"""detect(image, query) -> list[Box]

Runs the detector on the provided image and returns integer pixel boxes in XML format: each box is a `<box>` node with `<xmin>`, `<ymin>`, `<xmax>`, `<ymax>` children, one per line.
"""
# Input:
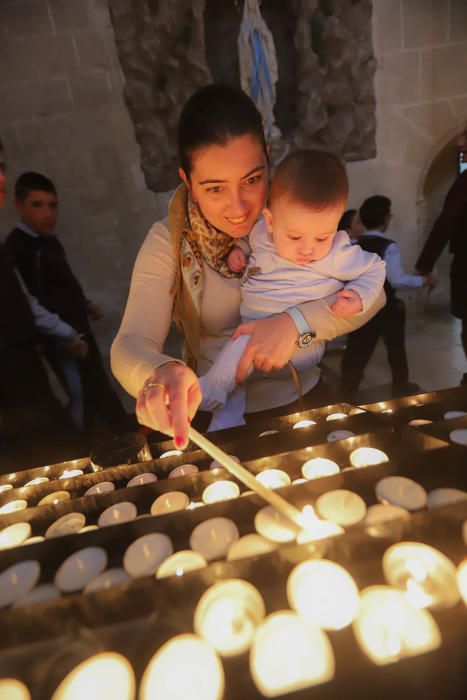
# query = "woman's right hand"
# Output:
<box><xmin>136</xmin><ymin>362</ymin><xmax>202</xmax><ymax>449</ymax></box>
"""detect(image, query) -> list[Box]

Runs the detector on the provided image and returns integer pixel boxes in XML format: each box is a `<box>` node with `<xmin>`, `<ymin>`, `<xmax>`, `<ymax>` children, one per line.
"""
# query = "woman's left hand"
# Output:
<box><xmin>232</xmin><ymin>313</ymin><xmax>298</xmax><ymax>382</ymax></box>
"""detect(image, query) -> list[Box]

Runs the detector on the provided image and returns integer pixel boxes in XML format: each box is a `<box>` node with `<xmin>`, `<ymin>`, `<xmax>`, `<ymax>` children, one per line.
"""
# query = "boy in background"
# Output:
<box><xmin>6</xmin><ymin>172</ymin><xmax>131</xmax><ymax>436</ymax></box>
<box><xmin>340</xmin><ymin>195</ymin><xmax>437</xmax><ymax>400</ymax></box>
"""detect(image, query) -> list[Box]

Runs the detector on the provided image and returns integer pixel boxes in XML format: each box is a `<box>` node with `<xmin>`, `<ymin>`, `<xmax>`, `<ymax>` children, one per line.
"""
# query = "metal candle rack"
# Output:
<box><xmin>0</xmin><ymin>502</ymin><xmax>466</xmax><ymax>700</ymax></box>
<box><xmin>0</xmin><ymin>404</ymin><xmax>389</xmax><ymax>512</ymax></box>
<box><xmin>0</xmin><ymin>392</ymin><xmax>466</xmax><ymax>700</ymax></box>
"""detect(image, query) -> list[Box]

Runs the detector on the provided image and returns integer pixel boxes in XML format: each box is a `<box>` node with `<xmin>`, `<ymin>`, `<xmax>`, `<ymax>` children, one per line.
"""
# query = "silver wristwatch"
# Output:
<box><xmin>285</xmin><ymin>307</ymin><xmax>316</xmax><ymax>349</ymax></box>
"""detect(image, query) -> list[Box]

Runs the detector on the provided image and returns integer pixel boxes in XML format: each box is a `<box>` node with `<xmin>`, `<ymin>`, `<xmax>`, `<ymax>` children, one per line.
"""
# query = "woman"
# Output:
<box><xmin>111</xmin><ymin>85</ymin><xmax>385</xmax><ymax>448</ymax></box>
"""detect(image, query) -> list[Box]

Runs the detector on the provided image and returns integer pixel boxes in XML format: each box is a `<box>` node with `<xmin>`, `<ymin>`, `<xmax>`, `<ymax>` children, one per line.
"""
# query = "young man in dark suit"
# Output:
<box><xmin>416</xmin><ymin>127</ymin><xmax>467</xmax><ymax>386</ymax></box>
<box><xmin>339</xmin><ymin>195</ymin><xmax>437</xmax><ymax>400</ymax></box>
<box><xmin>0</xmin><ymin>143</ymin><xmax>82</xmax><ymax>470</ymax></box>
<box><xmin>6</xmin><ymin>172</ymin><xmax>132</xmax><ymax>436</ymax></box>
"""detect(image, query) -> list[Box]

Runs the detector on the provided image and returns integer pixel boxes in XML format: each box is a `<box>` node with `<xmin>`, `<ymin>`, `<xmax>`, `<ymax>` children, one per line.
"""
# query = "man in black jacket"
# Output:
<box><xmin>6</xmin><ymin>172</ymin><xmax>131</xmax><ymax>435</ymax></box>
<box><xmin>0</xmin><ymin>143</ymin><xmax>82</xmax><ymax>470</ymax></box>
<box><xmin>416</xmin><ymin>127</ymin><xmax>467</xmax><ymax>386</ymax></box>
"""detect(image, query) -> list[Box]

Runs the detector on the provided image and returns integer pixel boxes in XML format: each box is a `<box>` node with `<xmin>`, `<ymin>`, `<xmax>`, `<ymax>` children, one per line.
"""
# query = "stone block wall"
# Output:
<box><xmin>0</xmin><ymin>0</ymin><xmax>163</xmax><ymax>357</ymax></box>
<box><xmin>348</xmin><ymin>0</ymin><xmax>467</xmax><ymax>272</ymax></box>
<box><xmin>0</xmin><ymin>0</ymin><xmax>466</xmax><ymax>368</ymax></box>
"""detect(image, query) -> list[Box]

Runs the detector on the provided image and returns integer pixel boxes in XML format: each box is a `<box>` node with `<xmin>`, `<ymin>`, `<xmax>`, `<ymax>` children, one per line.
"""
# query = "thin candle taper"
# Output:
<box><xmin>188</xmin><ymin>427</ymin><xmax>303</xmax><ymax>531</ymax></box>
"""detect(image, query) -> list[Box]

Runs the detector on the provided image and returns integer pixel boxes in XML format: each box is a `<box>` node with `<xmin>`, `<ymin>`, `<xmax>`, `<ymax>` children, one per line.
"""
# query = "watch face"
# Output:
<box><xmin>297</xmin><ymin>331</ymin><xmax>316</xmax><ymax>349</ymax></box>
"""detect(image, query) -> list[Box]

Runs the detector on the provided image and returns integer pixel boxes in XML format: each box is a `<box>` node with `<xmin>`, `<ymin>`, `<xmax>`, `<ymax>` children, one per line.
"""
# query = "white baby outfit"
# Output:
<box><xmin>199</xmin><ymin>217</ymin><xmax>386</xmax><ymax>430</ymax></box>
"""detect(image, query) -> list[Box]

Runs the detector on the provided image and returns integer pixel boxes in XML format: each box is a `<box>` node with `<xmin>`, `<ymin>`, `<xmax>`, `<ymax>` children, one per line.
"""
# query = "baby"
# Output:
<box><xmin>199</xmin><ymin>150</ymin><xmax>386</xmax><ymax>430</ymax></box>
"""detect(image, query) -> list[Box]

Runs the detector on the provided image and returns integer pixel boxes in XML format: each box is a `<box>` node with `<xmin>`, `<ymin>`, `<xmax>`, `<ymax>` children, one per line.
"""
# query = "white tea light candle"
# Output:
<box><xmin>140</xmin><ymin>635</ymin><xmax>224</xmax><ymax>700</ymax></box>
<box><xmin>25</xmin><ymin>477</ymin><xmax>49</xmax><ymax>487</ymax></box>
<box><xmin>169</xmin><ymin>464</ymin><xmax>199</xmax><ymax>479</ymax></box>
<box><xmin>302</xmin><ymin>458</ymin><xmax>339</xmax><ymax>480</ymax></box>
<box><xmin>159</xmin><ymin>450</ymin><xmax>183</xmax><ymax>459</ymax></box>
<box><xmin>150</xmin><ymin>491</ymin><xmax>189</xmax><ymax>515</ymax></box>
<box><xmin>127</xmin><ymin>473</ymin><xmax>157</xmax><ymax>487</ymax></box>
<box><xmin>326</xmin><ymin>430</ymin><xmax>355</xmax><ymax>442</ymax></box>
<box><xmin>456</xmin><ymin>560</ymin><xmax>467</xmax><ymax>606</ymax></box>
<box><xmin>194</xmin><ymin>579</ymin><xmax>265</xmax><ymax>656</ymax></box>
<box><xmin>255</xmin><ymin>505</ymin><xmax>297</xmax><ymax>543</ymax></box>
<box><xmin>326</xmin><ymin>412</ymin><xmax>348</xmax><ymax>421</ymax></box>
<box><xmin>449</xmin><ymin>429</ymin><xmax>467</xmax><ymax>446</ymax></box>
<box><xmin>156</xmin><ymin>550</ymin><xmax>207</xmax><ymax>579</ymax></box>
<box><xmin>0</xmin><ymin>522</ymin><xmax>31</xmax><ymax>550</ymax></box>
<box><xmin>250</xmin><ymin>611</ymin><xmax>335</xmax><ymax>697</ymax></box>
<box><xmin>255</xmin><ymin>469</ymin><xmax>291</xmax><ymax>489</ymax></box>
<box><xmin>376</xmin><ymin>476</ymin><xmax>427</xmax><ymax>511</ymax></box>
<box><xmin>0</xmin><ymin>499</ymin><xmax>27</xmax><ymax>515</ymax></box>
<box><xmin>51</xmin><ymin>652</ymin><xmax>135</xmax><ymax>700</ymax></box>
<box><xmin>38</xmin><ymin>491</ymin><xmax>70</xmax><ymax>506</ymax></box>
<box><xmin>202</xmin><ymin>480</ymin><xmax>240</xmax><ymax>504</ymax></box>
<box><xmin>427</xmin><ymin>488</ymin><xmax>467</xmax><ymax>509</ymax></box>
<box><xmin>444</xmin><ymin>410</ymin><xmax>467</xmax><ymax>419</ymax></box>
<box><xmin>350</xmin><ymin>447</ymin><xmax>389</xmax><ymax>468</ymax></box>
<box><xmin>98</xmin><ymin>502</ymin><xmax>137</xmax><ymax>527</ymax></box>
<box><xmin>316</xmin><ymin>489</ymin><xmax>367</xmax><ymax>526</ymax></box>
<box><xmin>0</xmin><ymin>679</ymin><xmax>31</xmax><ymax>700</ymax></box>
<box><xmin>287</xmin><ymin>559</ymin><xmax>359</xmax><ymax>630</ymax></box>
<box><xmin>353</xmin><ymin>586</ymin><xmax>441</xmax><ymax>665</ymax></box>
<box><xmin>227</xmin><ymin>534</ymin><xmax>276</xmax><ymax>561</ymax></box>
<box><xmin>383</xmin><ymin>542</ymin><xmax>459</xmax><ymax>610</ymax></box>
<box><xmin>293</xmin><ymin>419</ymin><xmax>316</xmax><ymax>429</ymax></box>
<box><xmin>85</xmin><ymin>481</ymin><xmax>115</xmax><ymax>496</ymax></box>
<box><xmin>190</xmin><ymin>517</ymin><xmax>239</xmax><ymax>561</ymax></box>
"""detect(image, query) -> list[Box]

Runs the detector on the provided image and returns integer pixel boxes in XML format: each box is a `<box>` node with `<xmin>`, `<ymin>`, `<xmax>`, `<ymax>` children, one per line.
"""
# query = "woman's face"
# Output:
<box><xmin>180</xmin><ymin>135</ymin><xmax>268</xmax><ymax>238</ymax></box>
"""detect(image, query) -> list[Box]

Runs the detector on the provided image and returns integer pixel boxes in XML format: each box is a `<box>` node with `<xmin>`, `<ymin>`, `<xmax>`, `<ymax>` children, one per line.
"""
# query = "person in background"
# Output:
<box><xmin>6</xmin><ymin>172</ymin><xmax>132</xmax><ymax>436</ymax></box>
<box><xmin>0</xmin><ymin>139</ymin><xmax>82</xmax><ymax>469</ymax></box>
<box><xmin>338</xmin><ymin>208</ymin><xmax>364</xmax><ymax>244</ymax></box>
<box><xmin>339</xmin><ymin>195</ymin><xmax>437</xmax><ymax>400</ymax></box>
<box><xmin>415</xmin><ymin>126</ymin><xmax>467</xmax><ymax>386</ymax></box>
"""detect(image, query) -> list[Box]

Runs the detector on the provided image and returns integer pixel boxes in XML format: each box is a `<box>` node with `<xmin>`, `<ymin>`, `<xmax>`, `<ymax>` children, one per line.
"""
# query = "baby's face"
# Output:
<box><xmin>264</xmin><ymin>195</ymin><xmax>345</xmax><ymax>265</ymax></box>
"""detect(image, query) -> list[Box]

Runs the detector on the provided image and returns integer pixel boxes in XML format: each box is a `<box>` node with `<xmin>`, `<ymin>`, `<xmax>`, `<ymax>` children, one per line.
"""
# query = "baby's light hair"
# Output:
<box><xmin>270</xmin><ymin>150</ymin><xmax>348</xmax><ymax>211</ymax></box>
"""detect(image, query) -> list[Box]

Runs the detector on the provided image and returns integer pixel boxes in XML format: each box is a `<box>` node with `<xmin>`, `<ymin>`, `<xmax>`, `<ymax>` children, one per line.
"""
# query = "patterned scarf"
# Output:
<box><xmin>184</xmin><ymin>193</ymin><xmax>242</xmax><ymax>278</ymax></box>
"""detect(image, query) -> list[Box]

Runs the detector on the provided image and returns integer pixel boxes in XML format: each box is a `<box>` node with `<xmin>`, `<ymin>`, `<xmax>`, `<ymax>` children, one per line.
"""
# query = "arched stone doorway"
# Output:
<box><xmin>416</xmin><ymin>126</ymin><xmax>463</xmax><ymax>309</ymax></box>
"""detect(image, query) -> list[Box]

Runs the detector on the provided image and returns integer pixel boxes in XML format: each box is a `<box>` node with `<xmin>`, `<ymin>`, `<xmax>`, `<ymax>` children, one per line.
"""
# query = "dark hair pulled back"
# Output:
<box><xmin>178</xmin><ymin>83</ymin><xmax>267</xmax><ymax>177</ymax></box>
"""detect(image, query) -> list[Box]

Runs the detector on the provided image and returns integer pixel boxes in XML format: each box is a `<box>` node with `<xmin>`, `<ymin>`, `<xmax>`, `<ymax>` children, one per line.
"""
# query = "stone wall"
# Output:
<box><xmin>0</xmin><ymin>0</ymin><xmax>466</xmax><ymax>367</ymax></box>
<box><xmin>0</xmin><ymin>0</ymin><xmax>162</xmax><ymax>357</ymax></box>
<box><xmin>347</xmin><ymin>0</ymin><xmax>467</xmax><ymax>276</ymax></box>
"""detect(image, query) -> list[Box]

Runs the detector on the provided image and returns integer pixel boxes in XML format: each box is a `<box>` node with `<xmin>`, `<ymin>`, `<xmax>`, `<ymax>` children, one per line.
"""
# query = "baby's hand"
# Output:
<box><xmin>331</xmin><ymin>289</ymin><xmax>363</xmax><ymax>317</ymax></box>
<box><xmin>227</xmin><ymin>245</ymin><xmax>247</xmax><ymax>273</ymax></box>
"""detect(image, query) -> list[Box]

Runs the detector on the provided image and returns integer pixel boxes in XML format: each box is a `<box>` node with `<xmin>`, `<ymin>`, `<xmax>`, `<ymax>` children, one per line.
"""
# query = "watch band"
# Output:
<box><xmin>284</xmin><ymin>307</ymin><xmax>316</xmax><ymax>349</ymax></box>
